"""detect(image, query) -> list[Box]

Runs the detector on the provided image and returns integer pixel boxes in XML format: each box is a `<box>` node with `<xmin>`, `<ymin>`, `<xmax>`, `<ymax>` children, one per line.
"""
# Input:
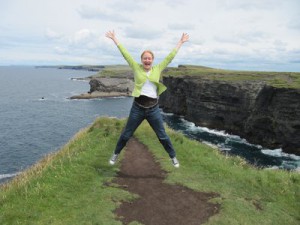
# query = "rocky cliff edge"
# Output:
<box><xmin>159</xmin><ymin>74</ymin><xmax>300</xmax><ymax>155</ymax></box>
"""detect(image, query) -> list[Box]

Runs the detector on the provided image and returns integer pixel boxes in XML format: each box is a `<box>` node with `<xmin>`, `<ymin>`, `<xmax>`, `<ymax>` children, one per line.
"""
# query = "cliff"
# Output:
<box><xmin>70</xmin><ymin>65</ymin><xmax>134</xmax><ymax>99</ymax></box>
<box><xmin>159</xmin><ymin>75</ymin><xmax>300</xmax><ymax>155</ymax></box>
<box><xmin>68</xmin><ymin>64</ymin><xmax>300</xmax><ymax>155</ymax></box>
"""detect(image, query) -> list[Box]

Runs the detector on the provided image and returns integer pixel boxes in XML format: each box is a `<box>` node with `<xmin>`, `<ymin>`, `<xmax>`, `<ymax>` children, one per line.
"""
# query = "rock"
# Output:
<box><xmin>89</xmin><ymin>77</ymin><xmax>134</xmax><ymax>94</ymax></box>
<box><xmin>70</xmin><ymin>77</ymin><xmax>134</xmax><ymax>99</ymax></box>
<box><xmin>245</xmin><ymin>86</ymin><xmax>300</xmax><ymax>154</ymax></box>
<box><xmin>69</xmin><ymin>91</ymin><xmax>130</xmax><ymax>99</ymax></box>
<box><xmin>159</xmin><ymin>76</ymin><xmax>300</xmax><ymax>155</ymax></box>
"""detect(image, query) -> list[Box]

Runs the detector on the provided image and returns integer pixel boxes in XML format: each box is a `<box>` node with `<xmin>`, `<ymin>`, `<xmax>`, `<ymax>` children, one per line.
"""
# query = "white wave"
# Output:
<box><xmin>166</xmin><ymin>115</ymin><xmax>300</xmax><ymax>169</ymax></box>
<box><xmin>179</xmin><ymin>117</ymin><xmax>240</xmax><ymax>138</ymax></box>
<box><xmin>110</xmin><ymin>96</ymin><xmax>127</xmax><ymax>99</ymax></box>
<box><xmin>262</xmin><ymin>149</ymin><xmax>300</xmax><ymax>170</ymax></box>
<box><xmin>264</xmin><ymin>166</ymin><xmax>280</xmax><ymax>170</ymax></box>
<box><xmin>70</xmin><ymin>78</ymin><xmax>89</xmax><ymax>82</ymax></box>
<box><xmin>234</xmin><ymin>137</ymin><xmax>263</xmax><ymax>149</ymax></box>
<box><xmin>220</xmin><ymin>147</ymin><xmax>232</xmax><ymax>151</ymax></box>
<box><xmin>216</xmin><ymin>142</ymin><xmax>232</xmax><ymax>151</ymax></box>
<box><xmin>201</xmin><ymin>127</ymin><xmax>231</xmax><ymax>137</ymax></box>
<box><xmin>261</xmin><ymin>149</ymin><xmax>283</xmax><ymax>157</ymax></box>
<box><xmin>161</xmin><ymin>111</ymin><xmax>174</xmax><ymax>116</ymax></box>
<box><xmin>281</xmin><ymin>160</ymin><xmax>300</xmax><ymax>169</ymax></box>
<box><xmin>178</xmin><ymin>118</ymin><xmax>268</xmax><ymax>150</ymax></box>
<box><xmin>262</xmin><ymin>149</ymin><xmax>300</xmax><ymax>160</ymax></box>
<box><xmin>0</xmin><ymin>172</ymin><xmax>20</xmax><ymax>180</ymax></box>
<box><xmin>179</xmin><ymin>118</ymin><xmax>226</xmax><ymax>136</ymax></box>
<box><xmin>295</xmin><ymin>167</ymin><xmax>300</xmax><ymax>173</ymax></box>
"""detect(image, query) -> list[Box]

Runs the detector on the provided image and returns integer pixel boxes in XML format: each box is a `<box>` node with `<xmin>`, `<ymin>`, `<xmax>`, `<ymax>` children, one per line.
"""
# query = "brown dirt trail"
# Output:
<box><xmin>113</xmin><ymin>137</ymin><xmax>220</xmax><ymax>225</ymax></box>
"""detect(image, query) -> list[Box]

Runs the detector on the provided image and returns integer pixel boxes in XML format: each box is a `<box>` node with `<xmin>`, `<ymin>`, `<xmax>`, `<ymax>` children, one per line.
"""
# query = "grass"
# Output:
<box><xmin>1</xmin><ymin>117</ymin><xmax>299</xmax><ymax>224</ymax></box>
<box><xmin>162</xmin><ymin>65</ymin><xmax>300</xmax><ymax>89</ymax></box>
<box><xmin>89</xmin><ymin>65</ymin><xmax>133</xmax><ymax>79</ymax></box>
<box><xmin>0</xmin><ymin>118</ymin><xmax>132</xmax><ymax>225</ymax></box>
<box><xmin>135</xmin><ymin>122</ymin><xmax>300</xmax><ymax>225</ymax></box>
<box><xmin>89</xmin><ymin>64</ymin><xmax>300</xmax><ymax>89</ymax></box>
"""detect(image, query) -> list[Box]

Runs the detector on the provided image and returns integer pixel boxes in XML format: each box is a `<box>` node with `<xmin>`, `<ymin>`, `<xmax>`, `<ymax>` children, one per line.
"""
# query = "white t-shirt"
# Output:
<box><xmin>140</xmin><ymin>71</ymin><xmax>158</xmax><ymax>98</ymax></box>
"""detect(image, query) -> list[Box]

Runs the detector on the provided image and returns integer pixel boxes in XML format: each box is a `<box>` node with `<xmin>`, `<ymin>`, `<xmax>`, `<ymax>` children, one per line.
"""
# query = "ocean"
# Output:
<box><xmin>0</xmin><ymin>66</ymin><xmax>132</xmax><ymax>183</ymax></box>
<box><xmin>0</xmin><ymin>66</ymin><xmax>299</xmax><ymax>183</ymax></box>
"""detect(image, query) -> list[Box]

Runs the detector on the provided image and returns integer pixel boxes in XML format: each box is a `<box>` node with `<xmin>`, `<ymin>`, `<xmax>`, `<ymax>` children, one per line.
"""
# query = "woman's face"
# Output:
<box><xmin>141</xmin><ymin>52</ymin><xmax>153</xmax><ymax>71</ymax></box>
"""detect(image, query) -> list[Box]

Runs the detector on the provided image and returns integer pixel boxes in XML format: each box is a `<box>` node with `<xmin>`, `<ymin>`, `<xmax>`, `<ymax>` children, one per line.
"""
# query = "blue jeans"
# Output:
<box><xmin>114</xmin><ymin>101</ymin><xmax>176</xmax><ymax>158</ymax></box>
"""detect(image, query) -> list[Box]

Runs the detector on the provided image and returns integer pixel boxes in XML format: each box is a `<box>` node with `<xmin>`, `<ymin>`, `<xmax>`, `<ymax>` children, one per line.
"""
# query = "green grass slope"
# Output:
<box><xmin>0</xmin><ymin>117</ymin><xmax>299</xmax><ymax>224</ymax></box>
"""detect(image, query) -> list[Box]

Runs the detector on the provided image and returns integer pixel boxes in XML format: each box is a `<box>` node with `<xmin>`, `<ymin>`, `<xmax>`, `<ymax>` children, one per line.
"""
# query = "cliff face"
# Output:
<box><xmin>159</xmin><ymin>76</ymin><xmax>300</xmax><ymax>155</ymax></box>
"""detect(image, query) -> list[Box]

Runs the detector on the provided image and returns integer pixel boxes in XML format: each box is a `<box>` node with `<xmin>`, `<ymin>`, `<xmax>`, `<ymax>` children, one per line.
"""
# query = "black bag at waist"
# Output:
<box><xmin>134</xmin><ymin>95</ymin><xmax>158</xmax><ymax>108</ymax></box>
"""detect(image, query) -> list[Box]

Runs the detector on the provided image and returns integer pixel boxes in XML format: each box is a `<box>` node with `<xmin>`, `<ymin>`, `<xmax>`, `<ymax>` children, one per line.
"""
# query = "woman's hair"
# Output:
<box><xmin>141</xmin><ymin>50</ymin><xmax>154</xmax><ymax>60</ymax></box>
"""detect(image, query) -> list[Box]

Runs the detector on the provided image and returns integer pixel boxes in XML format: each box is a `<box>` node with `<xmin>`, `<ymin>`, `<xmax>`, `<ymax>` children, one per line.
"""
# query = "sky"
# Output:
<box><xmin>1</xmin><ymin>0</ymin><xmax>300</xmax><ymax>71</ymax></box>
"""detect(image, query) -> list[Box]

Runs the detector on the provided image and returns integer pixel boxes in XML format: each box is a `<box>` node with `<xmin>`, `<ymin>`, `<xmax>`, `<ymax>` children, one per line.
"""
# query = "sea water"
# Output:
<box><xmin>0</xmin><ymin>66</ymin><xmax>132</xmax><ymax>183</ymax></box>
<box><xmin>163</xmin><ymin>114</ymin><xmax>300</xmax><ymax>170</ymax></box>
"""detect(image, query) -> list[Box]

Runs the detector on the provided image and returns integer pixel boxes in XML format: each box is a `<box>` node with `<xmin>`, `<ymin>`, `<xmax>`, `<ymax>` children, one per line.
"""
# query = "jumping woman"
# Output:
<box><xmin>106</xmin><ymin>30</ymin><xmax>189</xmax><ymax>168</ymax></box>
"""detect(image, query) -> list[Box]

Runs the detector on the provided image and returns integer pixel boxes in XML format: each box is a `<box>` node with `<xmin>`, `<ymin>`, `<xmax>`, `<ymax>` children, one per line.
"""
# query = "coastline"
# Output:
<box><xmin>61</xmin><ymin>64</ymin><xmax>133</xmax><ymax>99</ymax></box>
<box><xmin>68</xmin><ymin>64</ymin><xmax>300</xmax><ymax>155</ymax></box>
<box><xmin>69</xmin><ymin>91</ymin><xmax>131</xmax><ymax>99</ymax></box>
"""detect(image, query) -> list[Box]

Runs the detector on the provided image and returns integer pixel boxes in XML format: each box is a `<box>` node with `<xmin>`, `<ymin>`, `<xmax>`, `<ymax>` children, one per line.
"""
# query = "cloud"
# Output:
<box><xmin>168</xmin><ymin>23</ymin><xmax>195</xmax><ymax>31</ymax></box>
<box><xmin>214</xmin><ymin>30</ymin><xmax>268</xmax><ymax>45</ymax></box>
<box><xmin>45</xmin><ymin>28</ymin><xmax>62</xmax><ymax>39</ymax></box>
<box><xmin>77</xmin><ymin>5</ymin><xmax>132</xmax><ymax>23</ymax></box>
<box><xmin>160</xmin><ymin>0</ymin><xmax>186</xmax><ymax>7</ymax></box>
<box><xmin>288</xmin><ymin>19</ymin><xmax>300</xmax><ymax>30</ymax></box>
<box><xmin>0</xmin><ymin>0</ymin><xmax>299</xmax><ymax>71</ymax></box>
<box><xmin>107</xmin><ymin>0</ymin><xmax>145</xmax><ymax>11</ymax></box>
<box><xmin>71</xmin><ymin>29</ymin><xmax>93</xmax><ymax>44</ymax></box>
<box><xmin>218</xmin><ymin>0</ymin><xmax>278</xmax><ymax>11</ymax></box>
<box><xmin>123</xmin><ymin>26</ymin><xmax>164</xmax><ymax>40</ymax></box>
<box><xmin>54</xmin><ymin>46</ymin><xmax>68</xmax><ymax>54</ymax></box>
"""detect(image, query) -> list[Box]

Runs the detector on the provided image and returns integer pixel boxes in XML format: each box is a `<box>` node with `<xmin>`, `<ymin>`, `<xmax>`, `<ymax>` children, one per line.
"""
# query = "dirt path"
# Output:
<box><xmin>113</xmin><ymin>137</ymin><xmax>220</xmax><ymax>225</ymax></box>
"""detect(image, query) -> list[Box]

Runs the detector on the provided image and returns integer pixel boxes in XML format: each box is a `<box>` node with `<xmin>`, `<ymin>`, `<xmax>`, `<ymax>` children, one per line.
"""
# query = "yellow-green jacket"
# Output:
<box><xmin>117</xmin><ymin>44</ymin><xmax>178</xmax><ymax>97</ymax></box>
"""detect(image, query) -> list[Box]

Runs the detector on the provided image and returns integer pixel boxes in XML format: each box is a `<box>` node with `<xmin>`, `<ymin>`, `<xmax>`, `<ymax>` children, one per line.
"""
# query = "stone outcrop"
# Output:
<box><xmin>159</xmin><ymin>76</ymin><xmax>300</xmax><ymax>155</ymax></box>
<box><xmin>89</xmin><ymin>77</ymin><xmax>134</xmax><ymax>94</ymax></box>
<box><xmin>70</xmin><ymin>77</ymin><xmax>134</xmax><ymax>99</ymax></box>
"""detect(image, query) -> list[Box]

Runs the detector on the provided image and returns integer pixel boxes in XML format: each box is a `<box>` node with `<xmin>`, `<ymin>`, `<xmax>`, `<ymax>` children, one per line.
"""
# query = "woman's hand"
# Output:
<box><xmin>105</xmin><ymin>30</ymin><xmax>119</xmax><ymax>45</ymax></box>
<box><xmin>176</xmin><ymin>33</ymin><xmax>189</xmax><ymax>50</ymax></box>
<box><xmin>105</xmin><ymin>30</ymin><xmax>115</xmax><ymax>39</ymax></box>
<box><xmin>180</xmin><ymin>33</ymin><xmax>189</xmax><ymax>44</ymax></box>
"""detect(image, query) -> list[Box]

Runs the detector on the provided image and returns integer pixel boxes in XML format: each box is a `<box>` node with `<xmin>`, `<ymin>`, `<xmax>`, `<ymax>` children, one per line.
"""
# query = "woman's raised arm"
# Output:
<box><xmin>105</xmin><ymin>30</ymin><xmax>120</xmax><ymax>46</ymax></box>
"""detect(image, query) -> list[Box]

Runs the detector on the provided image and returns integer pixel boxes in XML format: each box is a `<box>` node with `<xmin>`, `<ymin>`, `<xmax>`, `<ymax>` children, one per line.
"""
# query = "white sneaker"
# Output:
<box><xmin>171</xmin><ymin>157</ymin><xmax>180</xmax><ymax>168</ymax></box>
<box><xmin>109</xmin><ymin>154</ymin><xmax>118</xmax><ymax>165</ymax></box>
